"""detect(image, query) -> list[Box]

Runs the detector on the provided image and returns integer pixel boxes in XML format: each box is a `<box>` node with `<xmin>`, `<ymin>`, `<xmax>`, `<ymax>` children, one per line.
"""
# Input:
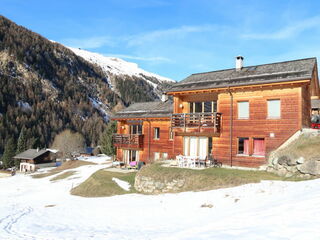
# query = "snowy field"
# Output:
<box><xmin>1</xmin><ymin>164</ymin><xmax>320</xmax><ymax>240</ymax></box>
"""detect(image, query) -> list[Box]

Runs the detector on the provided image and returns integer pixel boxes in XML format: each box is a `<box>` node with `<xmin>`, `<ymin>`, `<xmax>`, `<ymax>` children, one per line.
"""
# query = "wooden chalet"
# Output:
<box><xmin>113</xmin><ymin>57</ymin><xmax>320</xmax><ymax>167</ymax></box>
<box><xmin>112</xmin><ymin>100</ymin><xmax>174</xmax><ymax>165</ymax></box>
<box><xmin>14</xmin><ymin>149</ymin><xmax>57</xmax><ymax>172</ymax></box>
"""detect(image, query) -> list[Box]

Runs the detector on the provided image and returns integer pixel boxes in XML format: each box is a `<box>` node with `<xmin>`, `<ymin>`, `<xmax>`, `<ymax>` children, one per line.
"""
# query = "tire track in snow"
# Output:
<box><xmin>0</xmin><ymin>206</ymin><xmax>37</xmax><ymax>240</ymax></box>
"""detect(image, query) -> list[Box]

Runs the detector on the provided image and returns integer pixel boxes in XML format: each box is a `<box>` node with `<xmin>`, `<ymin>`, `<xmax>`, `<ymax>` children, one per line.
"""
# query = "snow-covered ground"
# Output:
<box><xmin>76</xmin><ymin>155</ymin><xmax>111</xmax><ymax>164</ymax></box>
<box><xmin>1</xmin><ymin>164</ymin><xmax>320</xmax><ymax>240</ymax></box>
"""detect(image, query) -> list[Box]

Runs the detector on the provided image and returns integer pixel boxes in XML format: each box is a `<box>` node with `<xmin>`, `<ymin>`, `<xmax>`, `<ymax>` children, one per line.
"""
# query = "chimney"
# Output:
<box><xmin>236</xmin><ymin>56</ymin><xmax>244</xmax><ymax>71</ymax></box>
<box><xmin>36</xmin><ymin>148</ymin><xmax>39</xmax><ymax>152</ymax></box>
<box><xmin>161</xmin><ymin>94</ymin><xmax>168</xmax><ymax>102</ymax></box>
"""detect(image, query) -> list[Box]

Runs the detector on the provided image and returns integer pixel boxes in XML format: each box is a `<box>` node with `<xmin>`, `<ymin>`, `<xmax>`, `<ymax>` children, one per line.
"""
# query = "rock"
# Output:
<box><xmin>297</xmin><ymin>159</ymin><xmax>320</xmax><ymax>176</ymax></box>
<box><xmin>272</xmin><ymin>157</ymin><xmax>278</xmax><ymax>165</ymax></box>
<box><xmin>278</xmin><ymin>155</ymin><xmax>296</xmax><ymax>166</ymax></box>
<box><xmin>276</xmin><ymin>166</ymin><xmax>288</xmax><ymax>177</ymax></box>
<box><xmin>296</xmin><ymin>157</ymin><xmax>305</xmax><ymax>164</ymax></box>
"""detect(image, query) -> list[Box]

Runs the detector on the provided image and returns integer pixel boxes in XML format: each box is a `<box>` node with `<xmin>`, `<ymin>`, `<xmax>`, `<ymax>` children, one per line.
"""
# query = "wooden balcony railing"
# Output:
<box><xmin>113</xmin><ymin>134</ymin><xmax>144</xmax><ymax>149</ymax></box>
<box><xmin>171</xmin><ymin>112</ymin><xmax>222</xmax><ymax>133</ymax></box>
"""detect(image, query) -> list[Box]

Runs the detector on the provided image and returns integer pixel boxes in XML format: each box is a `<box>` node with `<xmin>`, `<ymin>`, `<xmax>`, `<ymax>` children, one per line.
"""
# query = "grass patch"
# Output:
<box><xmin>45</xmin><ymin>205</ymin><xmax>56</xmax><ymax>208</ymax></box>
<box><xmin>32</xmin><ymin>160</ymin><xmax>95</xmax><ymax>179</ymax></box>
<box><xmin>275</xmin><ymin>134</ymin><xmax>320</xmax><ymax>160</ymax></box>
<box><xmin>50</xmin><ymin>171</ymin><xmax>76</xmax><ymax>181</ymax></box>
<box><xmin>71</xmin><ymin>169</ymin><xmax>136</xmax><ymax>197</ymax></box>
<box><xmin>137</xmin><ymin>163</ymin><xmax>300</xmax><ymax>193</ymax></box>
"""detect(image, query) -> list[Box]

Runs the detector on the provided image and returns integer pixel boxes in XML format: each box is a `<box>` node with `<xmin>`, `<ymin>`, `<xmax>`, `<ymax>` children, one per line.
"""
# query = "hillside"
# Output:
<box><xmin>68</xmin><ymin>47</ymin><xmax>174</xmax><ymax>103</ymax></box>
<box><xmin>0</xmin><ymin>15</ymin><xmax>173</xmax><ymax>152</ymax></box>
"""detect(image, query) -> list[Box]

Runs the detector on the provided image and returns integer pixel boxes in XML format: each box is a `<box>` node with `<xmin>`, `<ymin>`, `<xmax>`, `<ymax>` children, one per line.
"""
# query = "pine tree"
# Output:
<box><xmin>16</xmin><ymin>127</ymin><xmax>27</xmax><ymax>154</ymax></box>
<box><xmin>100</xmin><ymin>121</ymin><xmax>117</xmax><ymax>156</ymax></box>
<box><xmin>2</xmin><ymin>138</ymin><xmax>16</xmax><ymax>169</ymax></box>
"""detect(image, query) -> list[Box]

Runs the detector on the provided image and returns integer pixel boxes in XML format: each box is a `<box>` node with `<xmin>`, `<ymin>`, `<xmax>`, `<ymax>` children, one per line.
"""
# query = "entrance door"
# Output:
<box><xmin>183</xmin><ymin>136</ymin><xmax>209</xmax><ymax>158</ymax></box>
<box><xmin>189</xmin><ymin>137</ymin><xmax>198</xmax><ymax>157</ymax></box>
<box><xmin>123</xmin><ymin>150</ymin><xmax>139</xmax><ymax>164</ymax></box>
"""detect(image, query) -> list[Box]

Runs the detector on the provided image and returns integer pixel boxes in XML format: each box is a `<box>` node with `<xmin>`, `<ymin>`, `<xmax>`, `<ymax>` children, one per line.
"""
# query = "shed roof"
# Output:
<box><xmin>14</xmin><ymin>149</ymin><xmax>49</xmax><ymax>160</ymax></box>
<box><xmin>167</xmin><ymin>58</ymin><xmax>317</xmax><ymax>93</ymax></box>
<box><xmin>112</xmin><ymin>100</ymin><xmax>172</xmax><ymax>119</ymax></box>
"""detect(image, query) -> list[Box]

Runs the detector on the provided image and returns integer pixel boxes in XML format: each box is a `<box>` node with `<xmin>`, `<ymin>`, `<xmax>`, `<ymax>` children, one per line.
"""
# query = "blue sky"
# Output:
<box><xmin>1</xmin><ymin>0</ymin><xmax>320</xmax><ymax>81</ymax></box>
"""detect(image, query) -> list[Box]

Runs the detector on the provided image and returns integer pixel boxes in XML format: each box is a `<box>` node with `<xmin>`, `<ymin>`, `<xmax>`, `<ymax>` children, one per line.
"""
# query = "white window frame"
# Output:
<box><xmin>267</xmin><ymin>99</ymin><xmax>281</xmax><ymax>119</ymax></box>
<box><xmin>238</xmin><ymin>101</ymin><xmax>249</xmax><ymax>119</ymax></box>
<box><xmin>154</xmin><ymin>152</ymin><xmax>160</xmax><ymax>161</ymax></box>
<box><xmin>154</xmin><ymin>127</ymin><xmax>160</xmax><ymax>139</ymax></box>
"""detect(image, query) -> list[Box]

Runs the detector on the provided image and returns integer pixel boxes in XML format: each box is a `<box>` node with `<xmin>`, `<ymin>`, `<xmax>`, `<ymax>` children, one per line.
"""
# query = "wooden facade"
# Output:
<box><xmin>113</xmin><ymin>58</ymin><xmax>320</xmax><ymax>168</ymax></box>
<box><xmin>114</xmin><ymin>119</ymin><xmax>175</xmax><ymax>164</ymax></box>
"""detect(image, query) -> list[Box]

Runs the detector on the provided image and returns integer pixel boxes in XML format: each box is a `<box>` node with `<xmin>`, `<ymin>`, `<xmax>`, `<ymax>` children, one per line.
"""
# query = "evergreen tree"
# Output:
<box><xmin>2</xmin><ymin>138</ymin><xmax>16</xmax><ymax>169</ymax></box>
<box><xmin>16</xmin><ymin>127</ymin><xmax>27</xmax><ymax>154</ymax></box>
<box><xmin>100</xmin><ymin>121</ymin><xmax>117</xmax><ymax>156</ymax></box>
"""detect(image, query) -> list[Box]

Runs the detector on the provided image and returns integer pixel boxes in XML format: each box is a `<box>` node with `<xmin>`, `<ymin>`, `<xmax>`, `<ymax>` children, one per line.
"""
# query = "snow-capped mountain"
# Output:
<box><xmin>68</xmin><ymin>47</ymin><xmax>175</xmax><ymax>92</ymax></box>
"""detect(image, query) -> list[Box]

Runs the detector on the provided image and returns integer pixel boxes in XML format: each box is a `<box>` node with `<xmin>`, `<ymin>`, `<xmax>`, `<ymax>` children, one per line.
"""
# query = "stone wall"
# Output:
<box><xmin>267</xmin><ymin>129</ymin><xmax>320</xmax><ymax>178</ymax></box>
<box><xmin>134</xmin><ymin>175</ymin><xmax>185</xmax><ymax>194</ymax></box>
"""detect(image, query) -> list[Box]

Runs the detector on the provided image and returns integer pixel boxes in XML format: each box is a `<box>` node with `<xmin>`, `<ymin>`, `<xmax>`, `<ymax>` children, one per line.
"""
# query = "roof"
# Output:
<box><xmin>112</xmin><ymin>100</ymin><xmax>173</xmax><ymax>119</ymax></box>
<box><xmin>312</xmin><ymin>99</ymin><xmax>320</xmax><ymax>109</ymax></box>
<box><xmin>167</xmin><ymin>58</ymin><xmax>317</xmax><ymax>93</ymax></box>
<box><xmin>81</xmin><ymin>147</ymin><xmax>94</xmax><ymax>154</ymax></box>
<box><xmin>14</xmin><ymin>149</ymin><xmax>50</xmax><ymax>160</ymax></box>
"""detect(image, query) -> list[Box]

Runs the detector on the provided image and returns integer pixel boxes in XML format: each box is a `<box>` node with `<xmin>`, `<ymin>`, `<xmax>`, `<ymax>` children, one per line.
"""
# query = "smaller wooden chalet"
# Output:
<box><xmin>112</xmin><ymin>99</ymin><xmax>174</xmax><ymax>165</ymax></box>
<box><xmin>14</xmin><ymin>149</ymin><xmax>57</xmax><ymax>172</ymax></box>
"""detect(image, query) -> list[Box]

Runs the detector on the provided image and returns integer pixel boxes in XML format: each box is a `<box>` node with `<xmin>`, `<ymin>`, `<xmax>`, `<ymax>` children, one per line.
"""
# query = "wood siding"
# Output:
<box><xmin>115</xmin><ymin>120</ymin><xmax>174</xmax><ymax>163</ymax></box>
<box><xmin>212</xmin><ymin>87</ymin><xmax>302</xmax><ymax>167</ymax></box>
<box><xmin>115</xmin><ymin>80</ymin><xmax>316</xmax><ymax>168</ymax></box>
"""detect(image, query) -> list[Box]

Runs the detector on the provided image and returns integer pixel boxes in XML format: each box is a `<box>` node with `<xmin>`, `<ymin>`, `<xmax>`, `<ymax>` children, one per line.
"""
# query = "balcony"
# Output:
<box><xmin>171</xmin><ymin>112</ymin><xmax>222</xmax><ymax>134</ymax></box>
<box><xmin>113</xmin><ymin>134</ymin><xmax>144</xmax><ymax>149</ymax></box>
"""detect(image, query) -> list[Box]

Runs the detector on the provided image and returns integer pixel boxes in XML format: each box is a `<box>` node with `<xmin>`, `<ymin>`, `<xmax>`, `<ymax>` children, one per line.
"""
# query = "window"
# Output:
<box><xmin>123</xmin><ymin>150</ymin><xmax>139</xmax><ymax>164</ymax></box>
<box><xmin>267</xmin><ymin>99</ymin><xmax>280</xmax><ymax>119</ymax></box>
<box><xmin>154</xmin><ymin>152</ymin><xmax>160</xmax><ymax>161</ymax></box>
<box><xmin>204</xmin><ymin>102</ymin><xmax>212</xmax><ymax>112</ymax></box>
<box><xmin>183</xmin><ymin>136</ymin><xmax>209</xmax><ymax>158</ymax></box>
<box><xmin>189</xmin><ymin>101</ymin><xmax>217</xmax><ymax>113</ymax></box>
<box><xmin>162</xmin><ymin>152</ymin><xmax>168</xmax><ymax>159</ymax></box>
<box><xmin>238</xmin><ymin>101</ymin><xmax>249</xmax><ymax>119</ymax></box>
<box><xmin>130</xmin><ymin>124</ymin><xmax>142</xmax><ymax>134</ymax></box>
<box><xmin>253</xmin><ymin>138</ymin><xmax>265</xmax><ymax>156</ymax></box>
<box><xmin>154</xmin><ymin>127</ymin><xmax>160</xmax><ymax>139</ymax></box>
<box><xmin>238</xmin><ymin>138</ymin><xmax>249</xmax><ymax>155</ymax></box>
<box><xmin>169</xmin><ymin>129</ymin><xmax>174</xmax><ymax>140</ymax></box>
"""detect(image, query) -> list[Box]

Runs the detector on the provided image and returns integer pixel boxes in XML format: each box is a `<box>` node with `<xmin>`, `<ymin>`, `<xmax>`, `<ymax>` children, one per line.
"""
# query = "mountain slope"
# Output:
<box><xmin>0</xmin><ymin>16</ymin><xmax>172</xmax><ymax>152</ymax></box>
<box><xmin>68</xmin><ymin>47</ymin><xmax>175</xmax><ymax>103</ymax></box>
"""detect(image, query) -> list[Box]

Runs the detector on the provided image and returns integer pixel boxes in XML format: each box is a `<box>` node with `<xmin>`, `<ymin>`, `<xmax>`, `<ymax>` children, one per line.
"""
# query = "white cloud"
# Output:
<box><xmin>105</xmin><ymin>53</ymin><xmax>173</xmax><ymax>63</ymax></box>
<box><xmin>241</xmin><ymin>16</ymin><xmax>320</xmax><ymax>40</ymax></box>
<box><xmin>61</xmin><ymin>36</ymin><xmax>115</xmax><ymax>49</ymax></box>
<box><xmin>127</xmin><ymin>25</ymin><xmax>217</xmax><ymax>46</ymax></box>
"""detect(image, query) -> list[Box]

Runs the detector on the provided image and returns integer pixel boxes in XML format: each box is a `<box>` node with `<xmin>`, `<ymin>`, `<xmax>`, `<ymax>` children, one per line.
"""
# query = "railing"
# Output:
<box><xmin>171</xmin><ymin>112</ymin><xmax>222</xmax><ymax>133</ymax></box>
<box><xmin>113</xmin><ymin>134</ymin><xmax>144</xmax><ymax>149</ymax></box>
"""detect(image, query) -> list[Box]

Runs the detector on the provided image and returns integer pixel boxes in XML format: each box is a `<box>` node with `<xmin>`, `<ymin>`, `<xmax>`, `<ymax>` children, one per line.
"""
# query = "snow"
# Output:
<box><xmin>17</xmin><ymin>101</ymin><xmax>32</xmax><ymax>111</ymax></box>
<box><xmin>1</xmin><ymin>165</ymin><xmax>320</xmax><ymax>240</ymax></box>
<box><xmin>68</xmin><ymin>47</ymin><xmax>175</xmax><ymax>90</ymax></box>
<box><xmin>76</xmin><ymin>155</ymin><xmax>112</xmax><ymax>164</ymax></box>
<box><xmin>112</xmin><ymin>177</ymin><xmax>131</xmax><ymax>191</ymax></box>
<box><xmin>89</xmin><ymin>97</ymin><xmax>109</xmax><ymax>122</ymax></box>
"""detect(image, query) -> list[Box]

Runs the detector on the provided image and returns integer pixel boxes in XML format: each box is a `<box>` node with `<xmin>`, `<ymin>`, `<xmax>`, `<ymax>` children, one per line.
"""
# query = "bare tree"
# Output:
<box><xmin>51</xmin><ymin>129</ymin><xmax>85</xmax><ymax>159</ymax></box>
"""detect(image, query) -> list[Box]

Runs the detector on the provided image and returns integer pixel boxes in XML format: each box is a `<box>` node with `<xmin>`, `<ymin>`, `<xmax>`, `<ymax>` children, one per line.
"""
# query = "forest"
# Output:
<box><xmin>0</xmin><ymin>16</ymin><xmax>168</xmax><ymax>155</ymax></box>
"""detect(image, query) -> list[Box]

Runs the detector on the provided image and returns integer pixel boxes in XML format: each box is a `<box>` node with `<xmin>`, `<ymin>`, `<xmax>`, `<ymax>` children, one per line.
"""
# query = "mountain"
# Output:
<box><xmin>0</xmin><ymin>15</ymin><xmax>173</xmax><ymax>152</ymax></box>
<box><xmin>68</xmin><ymin>47</ymin><xmax>174</xmax><ymax>92</ymax></box>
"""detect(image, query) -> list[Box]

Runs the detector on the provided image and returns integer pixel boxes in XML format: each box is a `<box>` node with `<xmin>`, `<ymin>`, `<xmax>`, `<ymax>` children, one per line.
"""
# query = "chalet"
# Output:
<box><xmin>112</xmin><ymin>57</ymin><xmax>320</xmax><ymax>168</ymax></box>
<box><xmin>112</xmin><ymin>100</ymin><xmax>174</xmax><ymax>165</ymax></box>
<box><xmin>14</xmin><ymin>148</ymin><xmax>58</xmax><ymax>172</ymax></box>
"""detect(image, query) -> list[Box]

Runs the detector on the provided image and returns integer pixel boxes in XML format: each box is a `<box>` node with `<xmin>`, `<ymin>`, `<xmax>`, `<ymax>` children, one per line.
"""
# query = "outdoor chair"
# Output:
<box><xmin>207</xmin><ymin>154</ymin><xmax>222</xmax><ymax>168</ymax></box>
<box><xmin>186</xmin><ymin>156</ymin><xmax>196</xmax><ymax>168</ymax></box>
